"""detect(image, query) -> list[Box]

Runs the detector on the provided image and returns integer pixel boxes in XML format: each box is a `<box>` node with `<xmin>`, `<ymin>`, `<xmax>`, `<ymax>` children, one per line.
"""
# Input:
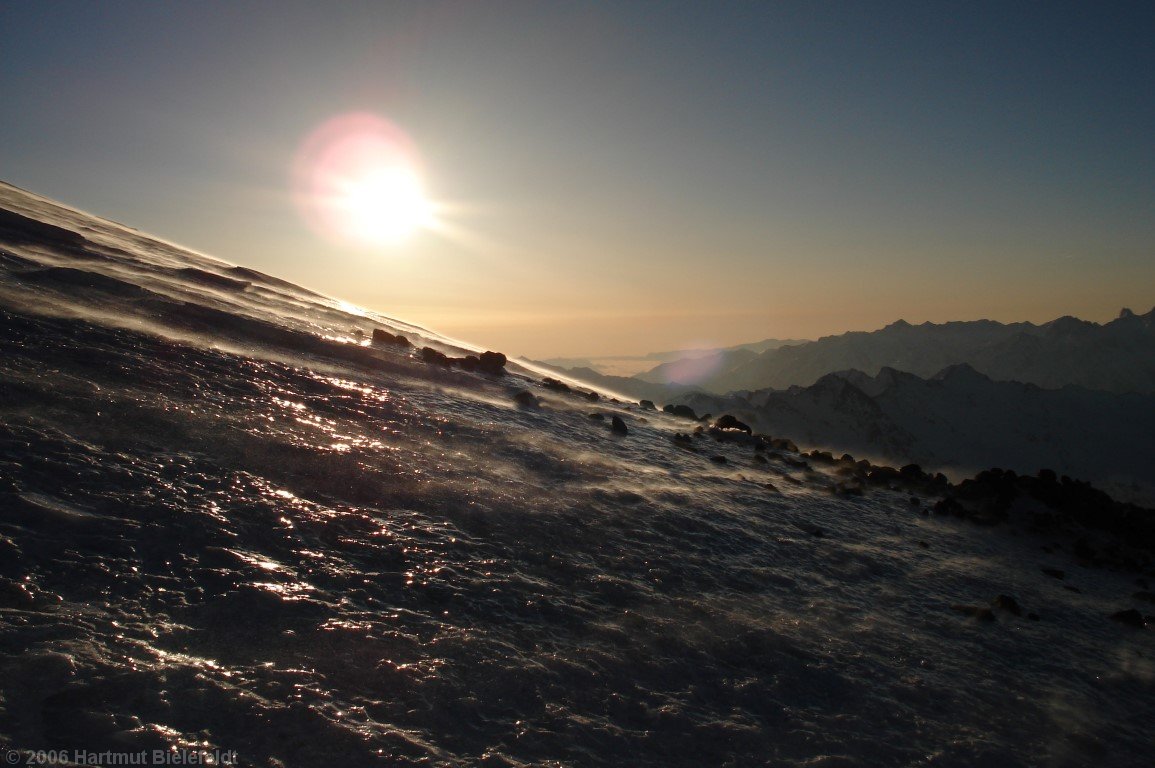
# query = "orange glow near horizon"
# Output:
<box><xmin>292</xmin><ymin>112</ymin><xmax>436</xmax><ymax>246</ymax></box>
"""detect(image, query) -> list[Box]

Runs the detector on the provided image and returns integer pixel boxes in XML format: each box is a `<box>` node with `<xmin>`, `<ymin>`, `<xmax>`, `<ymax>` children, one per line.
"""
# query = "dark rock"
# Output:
<box><xmin>917</xmin><ymin>541</ymin><xmax>929</xmax><ymax>549</ymax></box>
<box><xmin>753</xmin><ymin>454</ymin><xmax>768</xmax><ymax>465</ymax></box>
<box><xmin>513</xmin><ymin>391</ymin><xmax>539</xmax><ymax>408</ymax></box>
<box><xmin>1109</xmin><ymin>609</ymin><xmax>1146</xmax><ymax>628</ymax></box>
<box><xmin>672</xmin><ymin>433</ymin><xmax>694</xmax><ymax>446</ymax></box>
<box><xmin>951</xmin><ymin>467</ymin><xmax>1155</xmax><ymax>558</ymax></box>
<box><xmin>663</xmin><ymin>404</ymin><xmax>698</xmax><ymax>420</ymax></box>
<box><xmin>934</xmin><ymin>496</ymin><xmax>966</xmax><ymax>517</ymax></box>
<box><xmin>991</xmin><ymin>594</ymin><xmax>1022</xmax><ymax>616</ymax></box>
<box><xmin>900</xmin><ymin>463</ymin><xmax>924</xmax><ymax>479</ymax></box>
<box><xmin>542</xmin><ymin>377</ymin><xmax>571</xmax><ymax>393</ymax></box>
<box><xmin>763</xmin><ymin>482</ymin><xmax>779</xmax><ymax>493</ymax></box>
<box><xmin>639</xmin><ymin>399</ymin><xmax>656</xmax><ymax>411</ymax></box>
<box><xmin>478</xmin><ymin>350</ymin><xmax>507</xmax><ymax>374</ymax></box>
<box><xmin>459</xmin><ymin>355</ymin><xmax>480</xmax><ymax>371</ymax></box>
<box><xmin>371</xmin><ymin>328</ymin><xmax>412</xmax><ymax>347</ymax></box>
<box><xmin>713</xmin><ymin>414</ymin><xmax>752</xmax><ymax>434</ymax></box>
<box><xmin>708</xmin><ymin>426</ymin><xmax>755</xmax><ymax>445</ymax></box>
<box><xmin>588</xmin><ymin>413</ymin><xmax>605</xmax><ymax>421</ymax></box>
<box><xmin>421</xmin><ymin>346</ymin><xmax>452</xmax><ymax>366</ymax></box>
<box><xmin>908</xmin><ymin>496</ymin><xmax>920</xmax><ymax>507</ymax></box>
<box><xmin>709</xmin><ymin>455</ymin><xmax>727</xmax><ymax>464</ymax></box>
<box><xmin>611</xmin><ymin>416</ymin><xmax>628</xmax><ymax>435</ymax></box>
<box><xmin>1063</xmin><ymin>585</ymin><xmax>1082</xmax><ymax>593</ymax></box>
<box><xmin>783</xmin><ymin>456</ymin><xmax>811</xmax><ymax>470</ymax></box>
<box><xmin>866</xmin><ymin>466</ymin><xmax>901</xmax><ymax>485</ymax></box>
<box><xmin>585</xmin><ymin>391</ymin><xmax>600</xmax><ymax>402</ymax></box>
<box><xmin>1041</xmin><ymin>568</ymin><xmax>1065</xmax><ymax>580</ymax></box>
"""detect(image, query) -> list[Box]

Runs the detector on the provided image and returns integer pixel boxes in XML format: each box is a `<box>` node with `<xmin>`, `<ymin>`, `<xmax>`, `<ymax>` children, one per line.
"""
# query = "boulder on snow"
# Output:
<box><xmin>542</xmin><ymin>377</ymin><xmax>571</xmax><ymax>393</ymax></box>
<box><xmin>769</xmin><ymin>437</ymin><xmax>798</xmax><ymax>452</ymax></box>
<box><xmin>714</xmin><ymin>414</ymin><xmax>752</xmax><ymax>434</ymax></box>
<box><xmin>372</xmin><ymin>328</ymin><xmax>412</xmax><ymax>347</ymax></box>
<box><xmin>420</xmin><ymin>347</ymin><xmax>451</xmax><ymax>367</ymax></box>
<box><xmin>662</xmin><ymin>404</ymin><xmax>698</xmax><ymax>420</ymax></box>
<box><xmin>611</xmin><ymin>416</ymin><xmax>628</xmax><ymax>435</ymax></box>
<box><xmin>479</xmin><ymin>351</ymin><xmax>507</xmax><ymax>374</ymax></box>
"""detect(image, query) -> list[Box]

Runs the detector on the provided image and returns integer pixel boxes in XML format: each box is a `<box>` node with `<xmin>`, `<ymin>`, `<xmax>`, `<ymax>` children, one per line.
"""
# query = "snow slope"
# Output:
<box><xmin>0</xmin><ymin>181</ymin><xmax>1152</xmax><ymax>767</ymax></box>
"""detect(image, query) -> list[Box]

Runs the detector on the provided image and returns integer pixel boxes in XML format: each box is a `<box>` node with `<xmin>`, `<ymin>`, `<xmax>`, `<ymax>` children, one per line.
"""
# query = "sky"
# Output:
<box><xmin>1</xmin><ymin>1</ymin><xmax>1152</xmax><ymax>358</ymax></box>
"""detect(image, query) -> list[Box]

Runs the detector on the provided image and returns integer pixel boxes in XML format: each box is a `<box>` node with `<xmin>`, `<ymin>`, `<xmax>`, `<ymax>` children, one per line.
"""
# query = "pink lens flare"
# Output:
<box><xmin>292</xmin><ymin>112</ymin><xmax>431</xmax><ymax>245</ymax></box>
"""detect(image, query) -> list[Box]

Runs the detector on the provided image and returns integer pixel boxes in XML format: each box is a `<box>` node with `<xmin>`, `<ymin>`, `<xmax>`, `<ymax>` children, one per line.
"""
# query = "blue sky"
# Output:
<box><xmin>2</xmin><ymin>1</ymin><xmax>1152</xmax><ymax>356</ymax></box>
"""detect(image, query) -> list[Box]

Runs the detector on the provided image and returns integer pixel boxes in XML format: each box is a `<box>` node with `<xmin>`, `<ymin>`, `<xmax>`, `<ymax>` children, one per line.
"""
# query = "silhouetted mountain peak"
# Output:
<box><xmin>1043</xmin><ymin>315</ymin><xmax>1096</xmax><ymax>337</ymax></box>
<box><xmin>1105</xmin><ymin>305</ymin><xmax>1155</xmax><ymax>333</ymax></box>
<box><xmin>930</xmin><ymin>362</ymin><xmax>990</xmax><ymax>386</ymax></box>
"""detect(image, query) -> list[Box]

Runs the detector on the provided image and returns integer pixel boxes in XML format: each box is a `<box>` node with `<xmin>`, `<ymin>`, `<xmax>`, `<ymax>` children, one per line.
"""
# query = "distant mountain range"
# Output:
<box><xmin>545</xmin><ymin>309</ymin><xmax>1155</xmax><ymax>397</ymax></box>
<box><xmin>673</xmin><ymin>364</ymin><xmax>1155</xmax><ymax>506</ymax></box>
<box><xmin>692</xmin><ymin>309</ymin><xmax>1155</xmax><ymax>394</ymax></box>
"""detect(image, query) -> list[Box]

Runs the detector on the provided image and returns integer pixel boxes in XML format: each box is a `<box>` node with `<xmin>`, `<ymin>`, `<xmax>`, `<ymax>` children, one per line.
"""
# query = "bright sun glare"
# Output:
<box><xmin>337</xmin><ymin>166</ymin><xmax>434</xmax><ymax>244</ymax></box>
<box><xmin>293</xmin><ymin>113</ymin><xmax>436</xmax><ymax>247</ymax></box>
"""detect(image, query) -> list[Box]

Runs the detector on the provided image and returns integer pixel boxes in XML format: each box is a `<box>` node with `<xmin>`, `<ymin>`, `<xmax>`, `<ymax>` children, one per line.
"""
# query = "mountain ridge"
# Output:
<box><xmin>694</xmin><ymin>309</ymin><xmax>1155</xmax><ymax>394</ymax></box>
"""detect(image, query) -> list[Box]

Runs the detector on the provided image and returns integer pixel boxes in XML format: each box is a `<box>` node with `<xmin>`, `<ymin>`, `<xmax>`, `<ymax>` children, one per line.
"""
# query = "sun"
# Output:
<box><xmin>293</xmin><ymin>113</ymin><xmax>438</xmax><ymax>248</ymax></box>
<box><xmin>337</xmin><ymin>166</ymin><xmax>434</xmax><ymax>244</ymax></box>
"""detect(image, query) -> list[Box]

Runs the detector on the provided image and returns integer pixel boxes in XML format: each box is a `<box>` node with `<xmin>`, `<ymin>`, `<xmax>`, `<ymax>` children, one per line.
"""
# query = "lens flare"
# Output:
<box><xmin>293</xmin><ymin>113</ymin><xmax>434</xmax><ymax>246</ymax></box>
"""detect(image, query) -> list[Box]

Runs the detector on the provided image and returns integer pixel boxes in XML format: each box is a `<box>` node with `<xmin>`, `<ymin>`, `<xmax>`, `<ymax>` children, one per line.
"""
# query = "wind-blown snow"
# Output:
<box><xmin>0</xmin><ymin>182</ymin><xmax>1152</xmax><ymax>767</ymax></box>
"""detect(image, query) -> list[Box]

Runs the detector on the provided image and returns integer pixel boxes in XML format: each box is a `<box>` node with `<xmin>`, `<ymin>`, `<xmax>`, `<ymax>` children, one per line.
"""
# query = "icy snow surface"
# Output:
<box><xmin>0</xmin><ymin>182</ymin><xmax>1152</xmax><ymax>767</ymax></box>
